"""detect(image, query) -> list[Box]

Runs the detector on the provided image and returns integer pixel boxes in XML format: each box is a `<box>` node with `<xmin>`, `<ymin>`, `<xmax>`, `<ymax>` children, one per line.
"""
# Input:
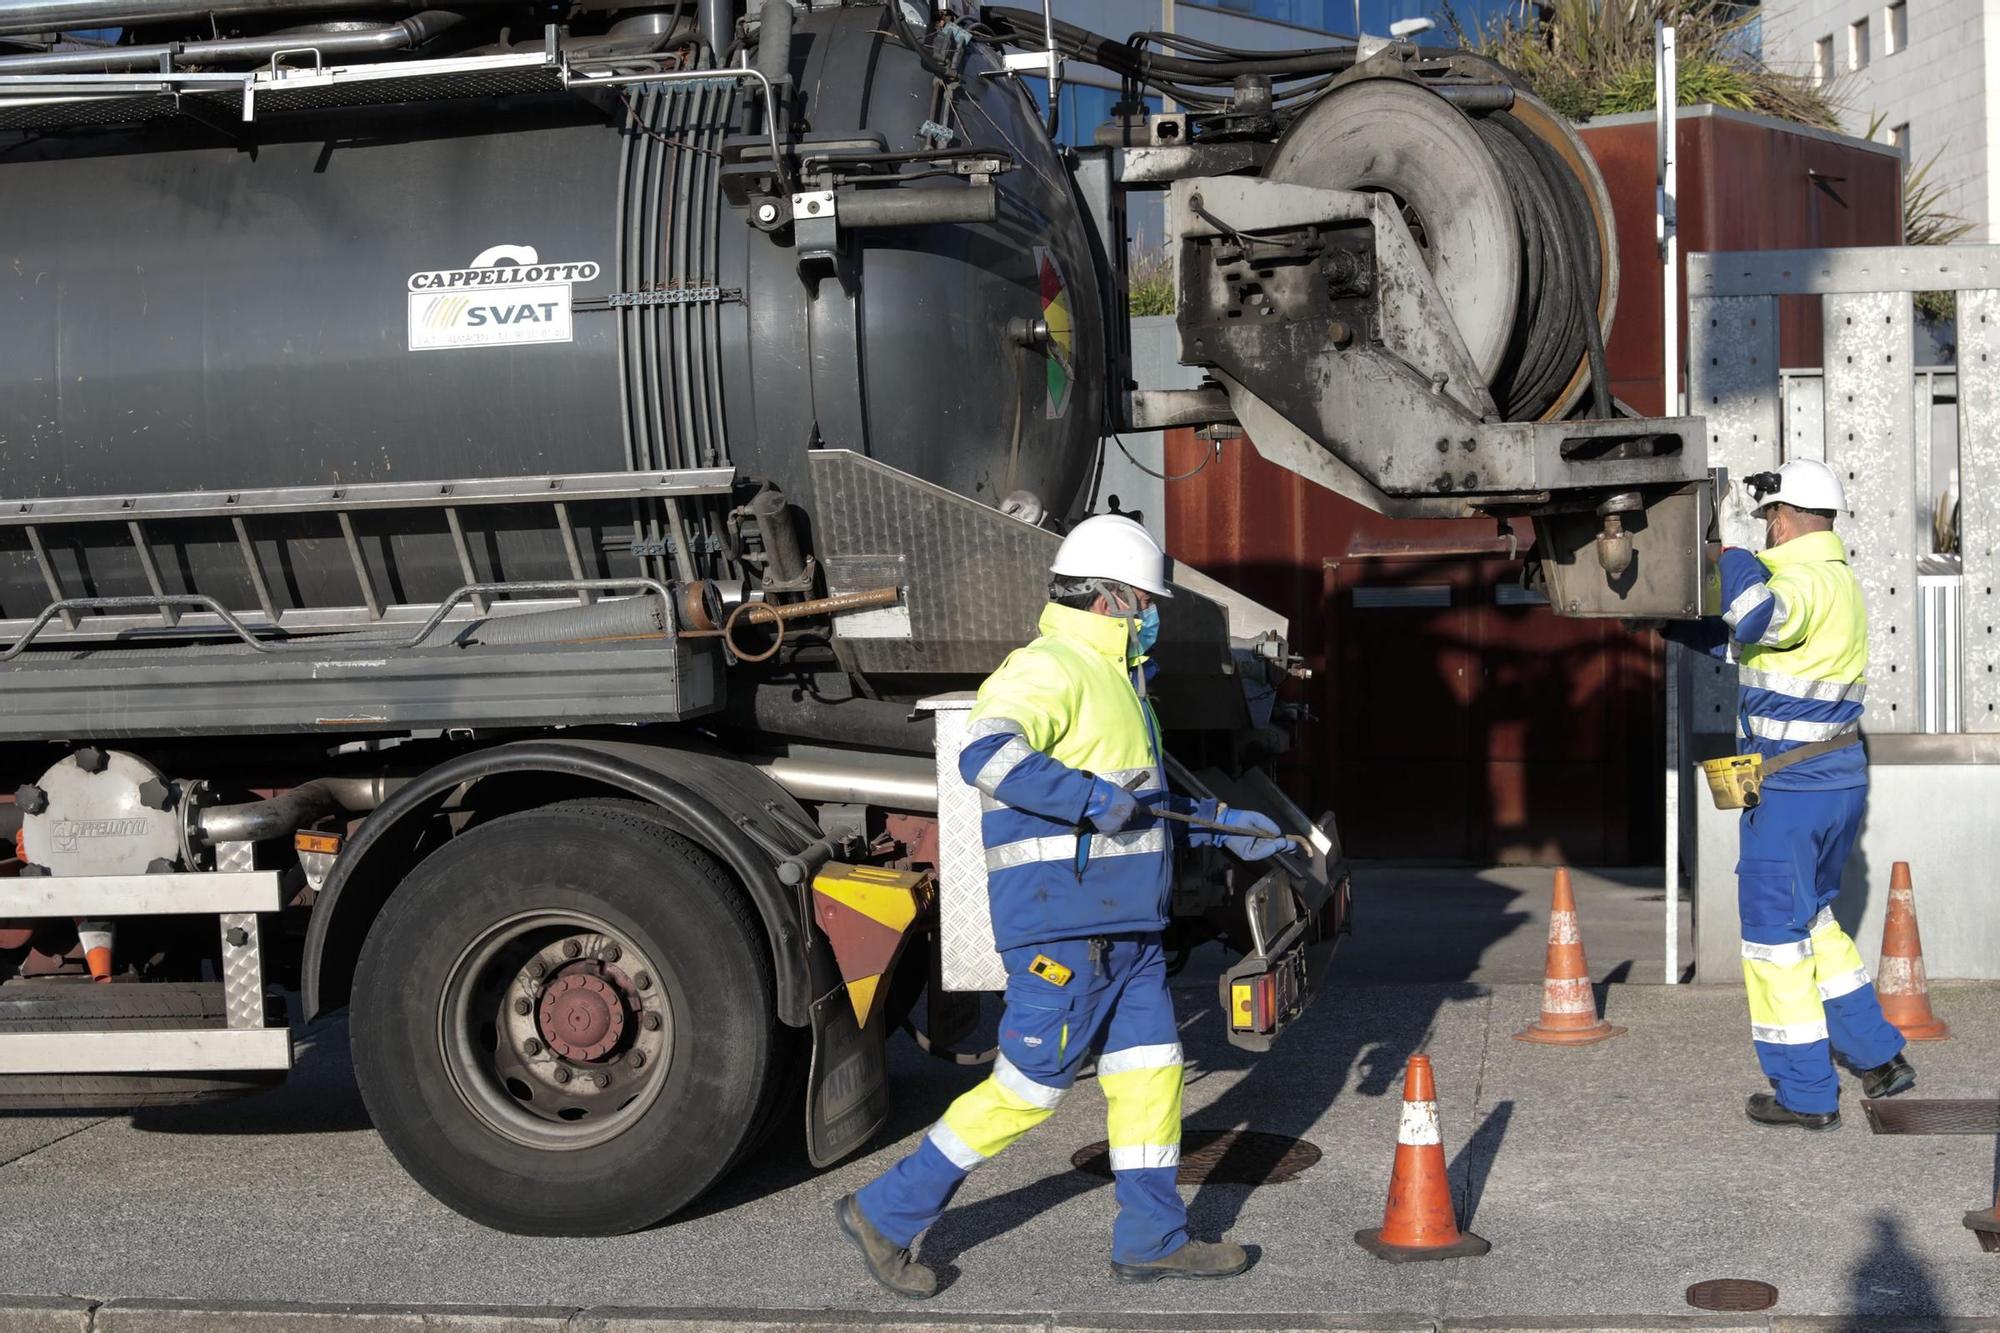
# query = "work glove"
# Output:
<box><xmin>1718</xmin><ymin>481</ymin><xmax>1761</xmax><ymax>551</ymax></box>
<box><xmin>1216</xmin><ymin>809</ymin><xmax>1288</xmax><ymax>861</ymax></box>
<box><xmin>1082</xmin><ymin>777</ymin><xmax>1140</xmax><ymax>833</ymax></box>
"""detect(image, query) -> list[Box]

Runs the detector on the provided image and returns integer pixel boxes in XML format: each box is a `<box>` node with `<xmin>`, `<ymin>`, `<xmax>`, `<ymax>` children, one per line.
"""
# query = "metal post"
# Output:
<box><xmin>1656</xmin><ymin>23</ymin><xmax>1679</xmax><ymax>416</ymax></box>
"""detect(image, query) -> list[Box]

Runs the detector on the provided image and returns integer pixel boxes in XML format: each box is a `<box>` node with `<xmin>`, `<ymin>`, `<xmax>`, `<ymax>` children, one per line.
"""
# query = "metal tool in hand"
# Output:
<box><xmin>1141</xmin><ymin>801</ymin><xmax>1314</xmax><ymax>851</ymax></box>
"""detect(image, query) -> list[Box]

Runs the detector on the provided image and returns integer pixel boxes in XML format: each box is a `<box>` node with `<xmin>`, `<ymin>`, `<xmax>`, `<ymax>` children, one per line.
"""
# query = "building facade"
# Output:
<box><xmin>1759</xmin><ymin>0</ymin><xmax>1994</xmax><ymax>238</ymax></box>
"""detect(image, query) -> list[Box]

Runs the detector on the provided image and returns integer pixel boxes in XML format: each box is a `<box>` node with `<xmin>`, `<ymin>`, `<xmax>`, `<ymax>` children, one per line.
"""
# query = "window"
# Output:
<box><xmin>1884</xmin><ymin>1</ymin><xmax>1907</xmax><ymax>55</ymax></box>
<box><xmin>1848</xmin><ymin>17</ymin><xmax>1869</xmax><ymax>70</ymax></box>
<box><xmin>1891</xmin><ymin>122</ymin><xmax>1910</xmax><ymax>154</ymax></box>
<box><xmin>1813</xmin><ymin>34</ymin><xmax>1834</xmax><ymax>84</ymax></box>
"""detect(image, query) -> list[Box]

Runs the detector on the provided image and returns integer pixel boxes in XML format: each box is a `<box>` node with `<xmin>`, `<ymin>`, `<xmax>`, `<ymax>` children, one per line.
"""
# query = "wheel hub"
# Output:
<box><xmin>537</xmin><ymin>971</ymin><xmax>627</xmax><ymax>1061</ymax></box>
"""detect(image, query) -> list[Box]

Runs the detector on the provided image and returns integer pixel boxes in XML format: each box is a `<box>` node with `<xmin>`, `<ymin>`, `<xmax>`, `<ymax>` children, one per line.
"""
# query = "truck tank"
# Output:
<box><xmin>0</xmin><ymin>5</ymin><xmax>1103</xmax><ymax>620</ymax></box>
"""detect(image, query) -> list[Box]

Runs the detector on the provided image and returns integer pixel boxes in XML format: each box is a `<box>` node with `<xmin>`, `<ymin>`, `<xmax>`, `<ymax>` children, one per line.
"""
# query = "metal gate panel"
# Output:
<box><xmin>1686</xmin><ymin>293</ymin><xmax>1780</xmax><ymax>735</ymax></box>
<box><xmin>1785</xmin><ymin>371</ymin><xmax>1826</xmax><ymax>464</ymax></box>
<box><xmin>1823</xmin><ymin>291</ymin><xmax>1918</xmax><ymax>731</ymax></box>
<box><xmin>1958</xmin><ymin>288</ymin><xmax>2000</xmax><ymax>731</ymax></box>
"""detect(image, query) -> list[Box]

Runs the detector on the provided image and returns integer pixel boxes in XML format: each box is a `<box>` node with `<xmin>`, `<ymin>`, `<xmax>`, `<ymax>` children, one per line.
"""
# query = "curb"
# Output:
<box><xmin>8</xmin><ymin>1302</ymin><xmax>2000</xmax><ymax>1333</ymax></box>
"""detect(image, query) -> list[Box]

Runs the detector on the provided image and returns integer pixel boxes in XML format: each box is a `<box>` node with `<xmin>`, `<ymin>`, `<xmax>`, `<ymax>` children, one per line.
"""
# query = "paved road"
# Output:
<box><xmin>0</xmin><ymin>871</ymin><xmax>1991</xmax><ymax>1325</ymax></box>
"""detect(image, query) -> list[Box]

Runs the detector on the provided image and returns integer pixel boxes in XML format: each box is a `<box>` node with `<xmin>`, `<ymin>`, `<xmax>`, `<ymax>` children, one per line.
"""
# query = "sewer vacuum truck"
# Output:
<box><xmin>0</xmin><ymin>0</ymin><xmax>1707</xmax><ymax>1234</ymax></box>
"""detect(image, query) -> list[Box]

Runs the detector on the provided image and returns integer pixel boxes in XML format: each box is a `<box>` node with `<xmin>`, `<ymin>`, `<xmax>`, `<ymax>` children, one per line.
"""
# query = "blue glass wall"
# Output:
<box><xmin>1189</xmin><ymin>0</ymin><xmax>1533</xmax><ymax>38</ymax></box>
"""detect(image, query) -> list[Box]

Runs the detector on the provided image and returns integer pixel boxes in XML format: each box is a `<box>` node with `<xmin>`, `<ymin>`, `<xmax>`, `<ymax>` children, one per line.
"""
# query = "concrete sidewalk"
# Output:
<box><xmin>0</xmin><ymin>872</ymin><xmax>1991</xmax><ymax>1329</ymax></box>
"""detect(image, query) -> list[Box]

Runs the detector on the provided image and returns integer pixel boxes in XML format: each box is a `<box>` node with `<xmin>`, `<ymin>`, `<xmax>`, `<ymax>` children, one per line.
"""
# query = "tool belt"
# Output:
<box><xmin>1699</xmin><ymin>731</ymin><xmax>1861</xmax><ymax>810</ymax></box>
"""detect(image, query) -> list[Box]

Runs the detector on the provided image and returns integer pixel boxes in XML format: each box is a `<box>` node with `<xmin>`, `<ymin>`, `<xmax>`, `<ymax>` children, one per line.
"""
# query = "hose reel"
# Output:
<box><xmin>1265</xmin><ymin>74</ymin><xmax>1619</xmax><ymax>424</ymax></box>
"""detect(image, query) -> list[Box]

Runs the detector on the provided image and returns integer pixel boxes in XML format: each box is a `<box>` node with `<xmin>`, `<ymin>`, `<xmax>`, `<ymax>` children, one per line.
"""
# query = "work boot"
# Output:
<box><xmin>834</xmin><ymin>1194</ymin><xmax>938</xmax><ymax>1300</ymax></box>
<box><xmin>1861</xmin><ymin>1052</ymin><xmax>1916</xmax><ymax>1100</ymax></box>
<box><xmin>1746</xmin><ymin>1092</ymin><xmax>1839</xmax><ymax>1131</ymax></box>
<box><xmin>1111</xmin><ymin>1239</ymin><xmax>1252</xmax><ymax>1284</ymax></box>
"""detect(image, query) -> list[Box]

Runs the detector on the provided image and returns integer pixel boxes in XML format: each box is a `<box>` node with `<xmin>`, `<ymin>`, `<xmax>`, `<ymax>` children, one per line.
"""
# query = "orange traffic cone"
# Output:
<box><xmin>77</xmin><ymin>920</ymin><xmax>114</xmax><ymax>983</ymax></box>
<box><xmin>1354</xmin><ymin>1054</ymin><xmax>1490</xmax><ymax>1262</ymax></box>
<box><xmin>1967</xmin><ymin>1184</ymin><xmax>2000</xmax><ymax>1254</ymax></box>
<box><xmin>1877</xmin><ymin>862</ymin><xmax>1948</xmax><ymax>1041</ymax></box>
<box><xmin>1514</xmin><ymin>868</ymin><xmax>1624</xmax><ymax>1045</ymax></box>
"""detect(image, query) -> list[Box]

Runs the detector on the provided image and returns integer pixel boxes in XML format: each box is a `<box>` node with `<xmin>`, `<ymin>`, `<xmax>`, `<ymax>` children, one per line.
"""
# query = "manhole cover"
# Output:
<box><xmin>1686</xmin><ymin>1279</ymin><xmax>1779</xmax><ymax>1312</ymax></box>
<box><xmin>1070</xmin><ymin>1129</ymin><xmax>1320</xmax><ymax>1185</ymax></box>
<box><xmin>1863</xmin><ymin>1099</ymin><xmax>2000</xmax><ymax>1135</ymax></box>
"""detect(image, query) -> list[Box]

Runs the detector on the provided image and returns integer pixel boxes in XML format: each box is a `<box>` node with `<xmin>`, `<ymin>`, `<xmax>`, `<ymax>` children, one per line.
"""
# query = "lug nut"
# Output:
<box><xmin>14</xmin><ymin>784</ymin><xmax>48</xmax><ymax>816</ymax></box>
<box><xmin>593</xmin><ymin>1072</ymin><xmax>611</xmax><ymax>1089</ymax></box>
<box><xmin>561</xmin><ymin>939</ymin><xmax>581</xmax><ymax>959</ymax></box>
<box><xmin>74</xmin><ymin>747</ymin><xmax>109</xmax><ymax>774</ymax></box>
<box><xmin>629</xmin><ymin>1051</ymin><xmax>647</xmax><ymax>1070</ymax></box>
<box><xmin>523</xmin><ymin>1038</ymin><xmax>542</xmax><ymax>1056</ymax></box>
<box><xmin>600</xmin><ymin>944</ymin><xmax>622</xmax><ymax>964</ymax></box>
<box><xmin>224</xmin><ymin>926</ymin><xmax>249</xmax><ymax>947</ymax></box>
<box><xmin>641</xmin><ymin>1011</ymin><xmax>662</xmax><ymax>1032</ymax></box>
<box><xmin>513</xmin><ymin>998</ymin><xmax>532</xmax><ymax>1016</ymax></box>
<box><xmin>552</xmin><ymin>1065</ymin><xmax>572</xmax><ymax>1084</ymax></box>
<box><xmin>526</xmin><ymin>960</ymin><xmax>547</xmax><ymax>980</ymax></box>
<box><xmin>634</xmin><ymin>971</ymin><xmax>652</xmax><ymax>991</ymax></box>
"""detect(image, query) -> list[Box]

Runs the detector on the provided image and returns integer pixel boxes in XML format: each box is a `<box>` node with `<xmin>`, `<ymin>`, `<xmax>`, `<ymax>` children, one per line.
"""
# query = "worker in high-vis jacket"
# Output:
<box><xmin>835</xmin><ymin>514</ymin><xmax>1287</xmax><ymax>1297</ymax></box>
<box><xmin>1690</xmin><ymin>459</ymin><xmax>1915</xmax><ymax>1129</ymax></box>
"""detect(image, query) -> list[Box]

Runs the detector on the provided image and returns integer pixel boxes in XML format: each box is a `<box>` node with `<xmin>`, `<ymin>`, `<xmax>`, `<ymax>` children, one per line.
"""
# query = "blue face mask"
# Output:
<box><xmin>1135</xmin><ymin>604</ymin><xmax>1161</xmax><ymax>654</ymax></box>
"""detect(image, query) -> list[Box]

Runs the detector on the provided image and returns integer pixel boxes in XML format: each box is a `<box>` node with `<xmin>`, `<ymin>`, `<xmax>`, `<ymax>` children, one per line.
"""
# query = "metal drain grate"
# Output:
<box><xmin>1071</xmin><ymin>1129</ymin><xmax>1321</xmax><ymax>1185</ymax></box>
<box><xmin>1686</xmin><ymin>1279</ymin><xmax>1779</xmax><ymax>1312</ymax></box>
<box><xmin>1862</xmin><ymin>1099</ymin><xmax>2000</xmax><ymax>1135</ymax></box>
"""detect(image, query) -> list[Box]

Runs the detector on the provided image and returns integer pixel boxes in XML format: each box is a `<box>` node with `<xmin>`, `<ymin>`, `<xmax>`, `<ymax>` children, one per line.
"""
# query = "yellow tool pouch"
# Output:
<box><xmin>1699</xmin><ymin>731</ymin><xmax>1862</xmax><ymax>810</ymax></box>
<box><xmin>1701</xmin><ymin>753</ymin><xmax>1764</xmax><ymax>809</ymax></box>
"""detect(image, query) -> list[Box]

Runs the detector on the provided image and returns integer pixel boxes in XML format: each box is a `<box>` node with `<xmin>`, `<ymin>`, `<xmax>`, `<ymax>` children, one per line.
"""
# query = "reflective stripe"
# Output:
<box><xmin>972</xmin><ymin>736</ymin><xmax>1036</xmax><ymax>797</ymax></box>
<box><xmin>1808</xmin><ymin>905</ymin><xmax>1837</xmax><ymax>933</ymax></box>
<box><xmin>991</xmin><ymin>1054</ymin><xmax>1067</xmax><ymax>1110</ymax></box>
<box><xmin>967</xmin><ymin>716</ymin><xmax>1027</xmax><ymax>739</ymax></box>
<box><xmin>1738</xmin><ymin>666</ymin><xmax>1867</xmax><ymax>704</ymax></box>
<box><xmin>1089</xmin><ymin>827</ymin><xmax>1171</xmax><ymax>859</ymax></box>
<box><xmin>1097</xmin><ymin>1042</ymin><xmax>1183</xmax><ymax>1076</ymax></box>
<box><xmin>1099</xmin><ymin>766</ymin><xmax>1160</xmax><ymax>789</ymax></box>
<box><xmin>1751</xmin><ymin>1019</ymin><xmax>1829</xmax><ymax>1045</ymax></box>
<box><xmin>1756</xmin><ymin>594</ymin><xmax>1794</xmax><ymax>646</ymax></box>
<box><xmin>1108</xmin><ymin>1144</ymin><xmax>1180</xmax><ymax>1171</ymax></box>
<box><xmin>1742</xmin><ymin>937</ymin><xmax>1814</xmax><ymax>966</ymax></box>
<box><xmin>1723</xmin><ymin>582</ymin><xmax>1774</xmax><ymax>629</ymax></box>
<box><xmin>1399</xmin><ymin>1098</ymin><xmax>1442</xmax><ymax>1147</ymax></box>
<box><xmin>1818</xmin><ymin>964</ymin><xmax>1871</xmax><ymax>1001</ymax></box>
<box><xmin>982</xmin><ymin>826</ymin><xmax>1173</xmax><ymax>873</ymax></box>
<box><xmin>1745</xmin><ymin>715</ymin><xmax>1858</xmax><ymax>743</ymax></box>
<box><xmin>926</xmin><ymin>1118</ymin><xmax>987</xmax><ymax>1170</ymax></box>
<box><xmin>985</xmin><ymin>835</ymin><xmax>1075</xmax><ymax>872</ymax></box>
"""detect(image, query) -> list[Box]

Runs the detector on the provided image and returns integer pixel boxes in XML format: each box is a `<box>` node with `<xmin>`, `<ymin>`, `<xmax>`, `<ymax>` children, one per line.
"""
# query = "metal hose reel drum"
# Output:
<box><xmin>1266</xmin><ymin>75</ymin><xmax>1619</xmax><ymax>424</ymax></box>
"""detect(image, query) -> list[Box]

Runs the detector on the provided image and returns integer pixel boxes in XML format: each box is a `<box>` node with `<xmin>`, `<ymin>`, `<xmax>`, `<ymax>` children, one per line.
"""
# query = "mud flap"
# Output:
<box><xmin>804</xmin><ymin>984</ymin><xmax>889</xmax><ymax>1168</ymax></box>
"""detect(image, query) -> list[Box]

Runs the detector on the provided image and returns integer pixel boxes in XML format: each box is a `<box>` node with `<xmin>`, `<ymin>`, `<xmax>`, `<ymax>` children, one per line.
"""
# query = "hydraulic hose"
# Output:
<box><xmin>0</xmin><ymin>8</ymin><xmax>463</xmax><ymax>70</ymax></box>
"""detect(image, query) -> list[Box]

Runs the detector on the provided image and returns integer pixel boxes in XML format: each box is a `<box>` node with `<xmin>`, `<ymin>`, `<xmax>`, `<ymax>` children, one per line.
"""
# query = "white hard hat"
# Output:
<box><xmin>1050</xmin><ymin>514</ymin><xmax>1174</xmax><ymax>599</ymax></box>
<box><xmin>1751</xmin><ymin>459</ymin><xmax>1847</xmax><ymax>516</ymax></box>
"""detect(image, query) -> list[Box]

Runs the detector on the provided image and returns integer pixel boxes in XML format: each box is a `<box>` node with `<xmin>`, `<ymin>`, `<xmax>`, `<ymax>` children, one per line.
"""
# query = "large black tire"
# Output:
<box><xmin>350</xmin><ymin>799</ymin><xmax>777</xmax><ymax>1235</ymax></box>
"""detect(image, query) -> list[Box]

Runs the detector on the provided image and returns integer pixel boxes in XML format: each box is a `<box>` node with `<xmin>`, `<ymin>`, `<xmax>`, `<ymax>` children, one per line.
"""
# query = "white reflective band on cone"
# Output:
<box><xmin>1549</xmin><ymin>910</ymin><xmax>1580</xmax><ymax>945</ymax></box>
<box><xmin>1398</xmin><ymin>1098</ymin><xmax>1442</xmax><ymax>1147</ymax></box>
<box><xmin>1541</xmin><ymin>977</ymin><xmax>1593</xmax><ymax>1013</ymax></box>
<box><xmin>1877</xmin><ymin>955</ymin><xmax>1927</xmax><ymax>994</ymax></box>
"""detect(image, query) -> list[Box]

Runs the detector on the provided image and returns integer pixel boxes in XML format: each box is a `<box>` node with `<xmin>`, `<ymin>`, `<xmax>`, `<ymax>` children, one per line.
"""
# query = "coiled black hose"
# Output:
<box><xmin>1471</xmin><ymin>109</ymin><xmax>1610</xmax><ymax>422</ymax></box>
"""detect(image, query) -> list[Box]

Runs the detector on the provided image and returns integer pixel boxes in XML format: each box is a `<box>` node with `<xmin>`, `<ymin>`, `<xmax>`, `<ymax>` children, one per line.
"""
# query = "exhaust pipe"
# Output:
<box><xmin>196</xmin><ymin>774</ymin><xmax>404</xmax><ymax>846</ymax></box>
<box><xmin>0</xmin><ymin>0</ymin><xmax>500</xmax><ymax>38</ymax></box>
<box><xmin>0</xmin><ymin>9</ymin><xmax>463</xmax><ymax>71</ymax></box>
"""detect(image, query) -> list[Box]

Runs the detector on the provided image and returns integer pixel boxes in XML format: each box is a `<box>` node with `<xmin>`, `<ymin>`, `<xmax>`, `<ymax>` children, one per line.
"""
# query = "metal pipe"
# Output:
<box><xmin>753</xmin><ymin>754</ymin><xmax>937</xmax><ymax>812</ymax></box>
<box><xmin>696</xmin><ymin>0</ymin><xmax>729</xmax><ymax>62</ymax></box>
<box><xmin>837</xmin><ymin>183</ymin><xmax>999</xmax><ymax>229</ymax></box>
<box><xmin>752</xmin><ymin>0</ymin><xmax>788</xmax><ymax>119</ymax></box>
<box><xmin>0</xmin><ymin>0</ymin><xmax>496</xmax><ymax>38</ymax></box>
<box><xmin>564</xmin><ymin>64</ymin><xmax>793</xmax><ymax>213</ymax></box>
<box><xmin>0</xmin><ymin>9</ymin><xmax>462</xmax><ymax>73</ymax></box>
<box><xmin>197</xmin><ymin>775</ymin><xmax>405</xmax><ymax>846</ymax></box>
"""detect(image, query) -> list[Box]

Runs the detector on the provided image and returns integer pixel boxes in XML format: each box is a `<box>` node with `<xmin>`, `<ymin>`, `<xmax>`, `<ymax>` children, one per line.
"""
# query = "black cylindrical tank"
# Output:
<box><xmin>0</xmin><ymin>5</ymin><xmax>1104</xmax><ymax>622</ymax></box>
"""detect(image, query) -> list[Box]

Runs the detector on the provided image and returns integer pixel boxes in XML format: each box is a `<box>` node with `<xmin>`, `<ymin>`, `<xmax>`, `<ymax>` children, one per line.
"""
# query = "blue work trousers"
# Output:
<box><xmin>856</xmin><ymin>933</ymin><xmax>1187</xmax><ymax>1264</ymax></box>
<box><xmin>1737</xmin><ymin>786</ymin><xmax>1904</xmax><ymax>1113</ymax></box>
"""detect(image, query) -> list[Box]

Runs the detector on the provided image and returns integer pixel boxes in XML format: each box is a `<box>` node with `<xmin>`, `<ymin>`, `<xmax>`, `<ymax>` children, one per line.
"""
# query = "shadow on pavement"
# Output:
<box><xmin>127</xmin><ymin>1017</ymin><xmax>374</xmax><ymax>1136</ymax></box>
<box><xmin>1448</xmin><ymin>1097</ymin><xmax>1513</xmax><ymax>1230</ymax></box>
<box><xmin>1848</xmin><ymin>1213</ymin><xmax>1943</xmax><ymax>1318</ymax></box>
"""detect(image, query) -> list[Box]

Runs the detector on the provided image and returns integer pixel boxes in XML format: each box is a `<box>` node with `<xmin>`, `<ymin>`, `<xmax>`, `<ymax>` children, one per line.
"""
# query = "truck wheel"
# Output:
<box><xmin>350</xmin><ymin>799</ymin><xmax>776</xmax><ymax>1235</ymax></box>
